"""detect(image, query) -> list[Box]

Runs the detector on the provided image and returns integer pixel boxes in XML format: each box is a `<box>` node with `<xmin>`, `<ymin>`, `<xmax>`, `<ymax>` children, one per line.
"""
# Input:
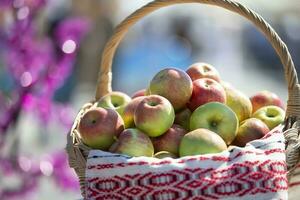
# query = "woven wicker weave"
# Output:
<box><xmin>65</xmin><ymin>0</ymin><xmax>300</xmax><ymax>197</ymax></box>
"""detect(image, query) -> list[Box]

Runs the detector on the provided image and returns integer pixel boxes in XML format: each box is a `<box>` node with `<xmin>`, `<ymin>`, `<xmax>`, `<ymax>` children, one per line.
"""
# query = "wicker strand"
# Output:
<box><xmin>65</xmin><ymin>103</ymin><xmax>93</xmax><ymax>197</ymax></box>
<box><xmin>284</xmin><ymin>120</ymin><xmax>300</xmax><ymax>179</ymax></box>
<box><xmin>287</xmin><ymin>84</ymin><xmax>300</xmax><ymax>117</ymax></box>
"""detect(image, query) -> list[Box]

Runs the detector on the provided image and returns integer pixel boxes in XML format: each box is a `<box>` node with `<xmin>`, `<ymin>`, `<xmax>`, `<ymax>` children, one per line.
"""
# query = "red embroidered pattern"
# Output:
<box><xmin>85</xmin><ymin>128</ymin><xmax>288</xmax><ymax>199</ymax></box>
<box><xmin>86</xmin><ymin>160</ymin><xmax>287</xmax><ymax>199</ymax></box>
<box><xmin>87</xmin><ymin>148</ymin><xmax>285</xmax><ymax>171</ymax></box>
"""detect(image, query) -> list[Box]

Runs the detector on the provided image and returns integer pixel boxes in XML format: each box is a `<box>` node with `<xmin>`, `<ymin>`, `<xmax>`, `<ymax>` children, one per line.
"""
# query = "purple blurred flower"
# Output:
<box><xmin>0</xmin><ymin>0</ymin><xmax>90</xmax><ymax>198</ymax></box>
<box><xmin>55</xmin><ymin>17</ymin><xmax>91</xmax><ymax>50</ymax></box>
<box><xmin>50</xmin><ymin>152</ymin><xmax>80</xmax><ymax>191</ymax></box>
<box><xmin>24</xmin><ymin>0</ymin><xmax>46</xmax><ymax>10</ymax></box>
<box><xmin>56</xmin><ymin>104</ymin><xmax>76</xmax><ymax>130</ymax></box>
<box><xmin>0</xmin><ymin>93</ymin><xmax>9</xmax><ymax>134</ymax></box>
<box><xmin>5</xmin><ymin>22</ymin><xmax>53</xmax><ymax>84</ymax></box>
<box><xmin>3</xmin><ymin>15</ymin><xmax>90</xmax><ymax>125</ymax></box>
<box><xmin>0</xmin><ymin>156</ymin><xmax>41</xmax><ymax>199</ymax></box>
<box><xmin>0</xmin><ymin>0</ymin><xmax>11</xmax><ymax>9</ymax></box>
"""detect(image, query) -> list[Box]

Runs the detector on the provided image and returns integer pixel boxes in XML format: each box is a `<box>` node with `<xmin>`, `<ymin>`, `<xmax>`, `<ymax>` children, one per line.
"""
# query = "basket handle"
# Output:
<box><xmin>95</xmin><ymin>0</ymin><xmax>300</xmax><ymax>118</ymax></box>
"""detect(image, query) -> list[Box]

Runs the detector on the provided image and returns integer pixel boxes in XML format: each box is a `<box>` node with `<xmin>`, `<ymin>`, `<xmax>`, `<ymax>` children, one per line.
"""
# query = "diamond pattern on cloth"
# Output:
<box><xmin>85</xmin><ymin>126</ymin><xmax>288</xmax><ymax>200</ymax></box>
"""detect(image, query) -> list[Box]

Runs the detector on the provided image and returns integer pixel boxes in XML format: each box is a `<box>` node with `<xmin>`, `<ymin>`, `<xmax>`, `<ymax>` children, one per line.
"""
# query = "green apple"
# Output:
<box><xmin>109</xmin><ymin>128</ymin><xmax>154</xmax><ymax>157</ymax></box>
<box><xmin>97</xmin><ymin>91</ymin><xmax>131</xmax><ymax>116</ymax></box>
<box><xmin>252</xmin><ymin>105</ymin><xmax>285</xmax><ymax>130</ymax></box>
<box><xmin>179</xmin><ymin>128</ymin><xmax>227</xmax><ymax>157</ymax></box>
<box><xmin>190</xmin><ymin>102</ymin><xmax>238</xmax><ymax>145</ymax></box>
<box><xmin>78</xmin><ymin>107</ymin><xmax>124</xmax><ymax>150</ymax></box>
<box><xmin>149</xmin><ymin>68</ymin><xmax>193</xmax><ymax>111</ymax></box>
<box><xmin>224</xmin><ymin>87</ymin><xmax>252</xmax><ymax>123</ymax></box>
<box><xmin>134</xmin><ymin>95</ymin><xmax>175</xmax><ymax>137</ymax></box>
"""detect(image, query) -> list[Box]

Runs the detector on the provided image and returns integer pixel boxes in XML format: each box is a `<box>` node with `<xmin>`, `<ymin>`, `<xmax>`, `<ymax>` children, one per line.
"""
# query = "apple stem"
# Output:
<box><xmin>211</xmin><ymin>121</ymin><xmax>218</xmax><ymax>127</ymax></box>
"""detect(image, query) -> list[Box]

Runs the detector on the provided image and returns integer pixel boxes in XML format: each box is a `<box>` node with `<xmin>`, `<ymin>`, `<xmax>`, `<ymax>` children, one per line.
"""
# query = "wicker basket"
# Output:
<box><xmin>66</xmin><ymin>0</ymin><xmax>300</xmax><ymax>199</ymax></box>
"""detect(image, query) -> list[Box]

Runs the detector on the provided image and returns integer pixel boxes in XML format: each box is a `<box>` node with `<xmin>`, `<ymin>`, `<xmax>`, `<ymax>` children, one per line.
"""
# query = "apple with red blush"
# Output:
<box><xmin>151</xmin><ymin>124</ymin><xmax>187</xmax><ymax>156</ymax></box>
<box><xmin>187</xmin><ymin>78</ymin><xmax>226</xmax><ymax>111</ymax></box>
<box><xmin>186</xmin><ymin>62</ymin><xmax>221</xmax><ymax>82</ymax></box>
<box><xmin>250</xmin><ymin>90</ymin><xmax>285</xmax><ymax>113</ymax></box>
<box><xmin>78</xmin><ymin>107</ymin><xmax>124</xmax><ymax>150</ymax></box>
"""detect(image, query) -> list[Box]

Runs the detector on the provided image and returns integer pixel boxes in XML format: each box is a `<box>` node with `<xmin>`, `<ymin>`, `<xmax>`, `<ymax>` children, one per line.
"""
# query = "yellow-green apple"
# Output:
<box><xmin>179</xmin><ymin>128</ymin><xmax>227</xmax><ymax>157</ymax></box>
<box><xmin>134</xmin><ymin>95</ymin><xmax>175</xmax><ymax>137</ymax></box>
<box><xmin>154</xmin><ymin>151</ymin><xmax>177</xmax><ymax>159</ymax></box>
<box><xmin>175</xmin><ymin>108</ymin><xmax>191</xmax><ymax>131</ymax></box>
<box><xmin>190</xmin><ymin>102</ymin><xmax>238</xmax><ymax>145</ymax></box>
<box><xmin>109</xmin><ymin>128</ymin><xmax>154</xmax><ymax>157</ymax></box>
<box><xmin>252</xmin><ymin>105</ymin><xmax>285</xmax><ymax>130</ymax></box>
<box><xmin>149</xmin><ymin>68</ymin><xmax>193</xmax><ymax>111</ymax></box>
<box><xmin>97</xmin><ymin>91</ymin><xmax>131</xmax><ymax>116</ymax></box>
<box><xmin>122</xmin><ymin>96</ymin><xmax>145</xmax><ymax>128</ymax></box>
<box><xmin>250</xmin><ymin>91</ymin><xmax>285</xmax><ymax>113</ymax></box>
<box><xmin>232</xmin><ymin>118</ymin><xmax>269</xmax><ymax>147</ymax></box>
<box><xmin>186</xmin><ymin>62</ymin><xmax>221</xmax><ymax>82</ymax></box>
<box><xmin>132</xmin><ymin>89</ymin><xmax>146</xmax><ymax>99</ymax></box>
<box><xmin>187</xmin><ymin>78</ymin><xmax>226</xmax><ymax>111</ymax></box>
<box><xmin>151</xmin><ymin>124</ymin><xmax>187</xmax><ymax>156</ymax></box>
<box><xmin>224</xmin><ymin>87</ymin><xmax>252</xmax><ymax>122</ymax></box>
<box><xmin>78</xmin><ymin>107</ymin><xmax>124</xmax><ymax>150</ymax></box>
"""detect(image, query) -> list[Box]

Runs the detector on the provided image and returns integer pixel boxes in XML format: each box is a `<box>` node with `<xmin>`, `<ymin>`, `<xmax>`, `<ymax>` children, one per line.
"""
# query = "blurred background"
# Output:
<box><xmin>0</xmin><ymin>0</ymin><xmax>299</xmax><ymax>199</ymax></box>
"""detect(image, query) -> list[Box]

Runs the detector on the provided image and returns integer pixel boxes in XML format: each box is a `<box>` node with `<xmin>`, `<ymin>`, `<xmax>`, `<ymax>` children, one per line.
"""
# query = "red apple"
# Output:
<box><xmin>151</xmin><ymin>124</ymin><xmax>187</xmax><ymax>156</ymax></box>
<box><xmin>187</xmin><ymin>78</ymin><xmax>226</xmax><ymax>111</ymax></box>
<box><xmin>109</xmin><ymin>128</ymin><xmax>154</xmax><ymax>157</ymax></box>
<box><xmin>149</xmin><ymin>68</ymin><xmax>193</xmax><ymax>111</ymax></box>
<box><xmin>175</xmin><ymin>108</ymin><xmax>191</xmax><ymax>131</ymax></box>
<box><xmin>186</xmin><ymin>62</ymin><xmax>221</xmax><ymax>82</ymax></box>
<box><xmin>132</xmin><ymin>89</ymin><xmax>146</xmax><ymax>99</ymax></box>
<box><xmin>122</xmin><ymin>96</ymin><xmax>145</xmax><ymax>128</ymax></box>
<box><xmin>232</xmin><ymin>118</ymin><xmax>269</xmax><ymax>147</ymax></box>
<box><xmin>134</xmin><ymin>95</ymin><xmax>175</xmax><ymax>137</ymax></box>
<box><xmin>250</xmin><ymin>90</ymin><xmax>285</xmax><ymax>113</ymax></box>
<box><xmin>78</xmin><ymin>107</ymin><xmax>124</xmax><ymax>150</ymax></box>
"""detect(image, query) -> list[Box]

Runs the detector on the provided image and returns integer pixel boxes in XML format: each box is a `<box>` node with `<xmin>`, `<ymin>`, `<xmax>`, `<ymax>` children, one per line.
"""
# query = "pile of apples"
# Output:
<box><xmin>78</xmin><ymin>63</ymin><xmax>285</xmax><ymax>158</ymax></box>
